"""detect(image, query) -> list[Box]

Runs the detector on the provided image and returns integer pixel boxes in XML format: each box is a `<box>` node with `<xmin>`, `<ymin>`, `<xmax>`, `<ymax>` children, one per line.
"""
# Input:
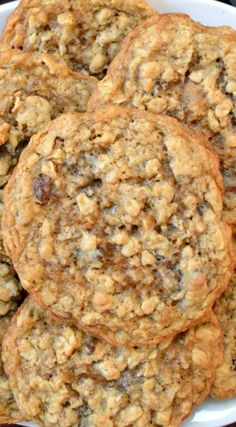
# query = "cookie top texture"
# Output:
<box><xmin>0</xmin><ymin>49</ymin><xmax>96</xmax><ymax>191</ymax></box>
<box><xmin>211</xmin><ymin>273</ymin><xmax>236</xmax><ymax>399</ymax></box>
<box><xmin>88</xmin><ymin>14</ymin><xmax>236</xmax><ymax>224</ymax></box>
<box><xmin>0</xmin><ymin>49</ymin><xmax>96</xmax><ymax>346</ymax></box>
<box><xmin>2</xmin><ymin>298</ymin><xmax>222</xmax><ymax>427</ymax></box>
<box><xmin>2</xmin><ymin>107</ymin><xmax>234</xmax><ymax>346</ymax></box>
<box><xmin>0</xmin><ymin>310</ymin><xmax>24</xmax><ymax>423</ymax></box>
<box><xmin>0</xmin><ymin>248</ymin><xmax>24</xmax><ymax>423</ymax></box>
<box><xmin>0</xmin><ymin>0</ymin><xmax>157</xmax><ymax>79</ymax></box>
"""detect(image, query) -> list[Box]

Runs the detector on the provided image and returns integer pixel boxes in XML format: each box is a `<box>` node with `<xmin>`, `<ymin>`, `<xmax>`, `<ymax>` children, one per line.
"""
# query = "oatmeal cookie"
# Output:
<box><xmin>0</xmin><ymin>0</ymin><xmax>157</xmax><ymax>79</ymax></box>
<box><xmin>0</xmin><ymin>261</ymin><xmax>21</xmax><ymax>317</ymax></box>
<box><xmin>2</xmin><ymin>107</ymin><xmax>234</xmax><ymax>346</ymax></box>
<box><xmin>211</xmin><ymin>273</ymin><xmax>236</xmax><ymax>399</ymax></box>
<box><xmin>0</xmin><ymin>48</ymin><xmax>96</xmax><ymax>292</ymax></box>
<box><xmin>0</xmin><ymin>253</ymin><xmax>24</xmax><ymax>422</ymax></box>
<box><xmin>0</xmin><ymin>49</ymin><xmax>96</xmax><ymax>191</ymax></box>
<box><xmin>2</xmin><ymin>298</ymin><xmax>223</xmax><ymax>427</ymax></box>
<box><xmin>88</xmin><ymin>14</ymin><xmax>236</xmax><ymax>225</ymax></box>
<box><xmin>0</xmin><ymin>312</ymin><xmax>23</xmax><ymax>423</ymax></box>
<box><xmin>0</xmin><ymin>260</ymin><xmax>24</xmax><ymax>422</ymax></box>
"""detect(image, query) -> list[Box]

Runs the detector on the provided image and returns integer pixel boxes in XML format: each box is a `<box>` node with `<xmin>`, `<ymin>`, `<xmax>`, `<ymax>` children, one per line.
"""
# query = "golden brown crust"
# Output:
<box><xmin>0</xmin><ymin>314</ymin><xmax>24</xmax><ymax>423</ymax></box>
<box><xmin>0</xmin><ymin>49</ymin><xmax>97</xmax><ymax>371</ymax></box>
<box><xmin>0</xmin><ymin>0</ymin><xmax>157</xmax><ymax>79</ymax></box>
<box><xmin>0</xmin><ymin>48</ymin><xmax>96</xmax><ymax>291</ymax></box>
<box><xmin>88</xmin><ymin>14</ymin><xmax>236</xmax><ymax>224</ymax></box>
<box><xmin>0</xmin><ymin>49</ymin><xmax>96</xmax><ymax>184</ymax></box>
<box><xmin>2</xmin><ymin>107</ymin><xmax>234</xmax><ymax>347</ymax></box>
<box><xmin>2</xmin><ymin>298</ymin><xmax>223</xmax><ymax>427</ymax></box>
<box><xmin>0</xmin><ymin>49</ymin><xmax>97</xmax><ymax>422</ymax></box>
<box><xmin>211</xmin><ymin>273</ymin><xmax>236</xmax><ymax>399</ymax></box>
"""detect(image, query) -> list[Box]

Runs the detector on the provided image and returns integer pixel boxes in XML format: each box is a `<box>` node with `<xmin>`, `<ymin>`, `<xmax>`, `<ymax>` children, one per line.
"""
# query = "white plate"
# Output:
<box><xmin>0</xmin><ymin>1</ymin><xmax>235</xmax><ymax>426</ymax></box>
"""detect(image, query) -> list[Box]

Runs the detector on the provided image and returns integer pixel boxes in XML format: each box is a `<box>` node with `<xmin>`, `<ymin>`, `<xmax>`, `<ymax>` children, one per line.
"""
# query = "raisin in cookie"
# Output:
<box><xmin>2</xmin><ymin>107</ymin><xmax>234</xmax><ymax>346</ymax></box>
<box><xmin>0</xmin><ymin>48</ymin><xmax>96</xmax><ymax>295</ymax></box>
<box><xmin>0</xmin><ymin>0</ymin><xmax>157</xmax><ymax>79</ymax></box>
<box><xmin>2</xmin><ymin>298</ymin><xmax>223</xmax><ymax>427</ymax></box>
<box><xmin>211</xmin><ymin>273</ymin><xmax>236</xmax><ymax>399</ymax></box>
<box><xmin>88</xmin><ymin>14</ymin><xmax>236</xmax><ymax>225</ymax></box>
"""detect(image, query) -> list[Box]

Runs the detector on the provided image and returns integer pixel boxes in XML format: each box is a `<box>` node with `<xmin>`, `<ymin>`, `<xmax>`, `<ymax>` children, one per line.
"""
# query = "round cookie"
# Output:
<box><xmin>2</xmin><ymin>298</ymin><xmax>223</xmax><ymax>427</ymax></box>
<box><xmin>0</xmin><ymin>49</ymin><xmax>96</xmax><ymax>191</ymax></box>
<box><xmin>2</xmin><ymin>107</ymin><xmax>234</xmax><ymax>346</ymax></box>
<box><xmin>88</xmin><ymin>14</ymin><xmax>236</xmax><ymax>225</ymax></box>
<box><xmin>0</xmin><ymin>49</ymin><xmax>96</xmax><ymax>422</ymax></box>
<box><xmin>0</xmin><ymin>48</ymin><xmax>96</xmax><ymax>307</ymax></box>
<box><xmin>211</xmin><ymin>273</ymin><xmax>236</xmax><ymax>399</ymax></box>
<box><xmin>0</xmin><ymin>0</ymin><xmax>157</xmax><ymax>79</ymax></box>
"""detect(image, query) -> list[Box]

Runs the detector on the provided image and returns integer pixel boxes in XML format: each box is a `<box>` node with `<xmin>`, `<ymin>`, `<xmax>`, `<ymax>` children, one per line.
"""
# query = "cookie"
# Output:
<box><xmin>0</xmin><ymin>0</ymin><xmax>157</xmax><ymax>80</ymax></box>
<box><xmin>88</xmin><ymin>14</ymin><xmax>236</xmax><ymax>225</ymax></box>
<box><xmin>0</xmin><ymin>226</ymin><xmax>24</xmax><ymax>421</ymax></box>
<box><xmin>2</xmin><ymin>107</ymin><xmax>234</xmax><ymax>346</ymax></box>
<box><xmin>0</xmin><ymin>49</ymin><xmax>96</xmax><ymax>191</ymax></box>
<box><xmin>0</xmin><ymin>49</ymin><xmax>96</xmax><ymax>421</ymax></box>
<box><xmin>211</xmin><ymin>274</ymin><xmax>236</xmax><ymax>399</ymax></box>
<box><xmin>0</xmin><ymin>48</ymin><xmax>96</xmax><ymax>311</ymax></box>
<box><xmin>0</xmin><ymin>311</ymin><xmax>23</xmax><ymax>423</ymax></box>
<box><xmin>0</xmin><ymin>262</ymin><xmax>23</xmax><ymax>422</ymax></box>
<box><xmin>2</xmin><ymin>298</ymin><xmax>222</xmax><ymax>427</ymax></box>
<box><xmin>0</xmin><ymin>260</ymin><xmax>24</xmax><ymax>422</ymax></box>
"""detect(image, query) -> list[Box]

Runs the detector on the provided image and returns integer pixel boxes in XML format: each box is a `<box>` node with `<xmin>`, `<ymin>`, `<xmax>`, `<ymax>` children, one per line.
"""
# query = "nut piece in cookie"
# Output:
<box><xmin>2</xmin><ymin>298</ymin><xmax>223</xmax><ymax>427</ymax></box>
<box><xmin>0</xmin><ymin>0</ymin><xmax>157</xmax><ymax>79</ymax></box>
<box><xmin>88</xmin><ymin>14</ymin><xmax>236</xmax><ymax>224</ymax></box>
<box><xmin>211</xmin><ymin>273</ymin><xmax>236</xmax><ymax>399</ymax></box>
<box><xmin>2</xmin><ymin>107</ymin><xmax>234</xmax><ymax>346</ymax></box>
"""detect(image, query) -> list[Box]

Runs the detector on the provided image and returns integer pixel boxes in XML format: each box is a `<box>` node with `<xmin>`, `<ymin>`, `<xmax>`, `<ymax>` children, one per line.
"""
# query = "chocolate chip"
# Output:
<box><xmin>84</xmin><ymin>337</ymin><xmax>98</xmax><ymax>354</ymax></box>
<box><xmin>33</xmin><ymin>174</ymin><xmax>52</xmax><ymax>204</ymax></box>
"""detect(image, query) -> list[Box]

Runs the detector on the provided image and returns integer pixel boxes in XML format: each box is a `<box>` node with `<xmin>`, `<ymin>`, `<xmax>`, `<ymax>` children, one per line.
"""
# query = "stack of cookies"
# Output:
<box><xmin>0</xmin><ymin>1</ymin><xmax>235</xmax><ymax>426</ymax></box>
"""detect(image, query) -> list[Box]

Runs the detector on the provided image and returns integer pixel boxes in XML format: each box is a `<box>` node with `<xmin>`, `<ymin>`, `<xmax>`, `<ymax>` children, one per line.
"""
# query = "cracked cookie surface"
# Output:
<box><xmin>0</xmin><ymin>0</ymin><xmax>157</xmax><ymax>79</ymax></box>
<box><xmin>88</xmin><ymin>14</ymin><xmax>236</xmax><ymax>225</ymax></box>
<box><xmin>2</xmin><ymin>298</ymin><xmax>223</xmax><ymax>427</ymax></box>
<box><xmin>211</xmin><ymin>273</ymin><xmax>236</xmax><ymax>399</ymax></box>
<box><xmin>2</xmin><ymin>107</ymin><xmax>234</xmax><ymax>346</ymax></box>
